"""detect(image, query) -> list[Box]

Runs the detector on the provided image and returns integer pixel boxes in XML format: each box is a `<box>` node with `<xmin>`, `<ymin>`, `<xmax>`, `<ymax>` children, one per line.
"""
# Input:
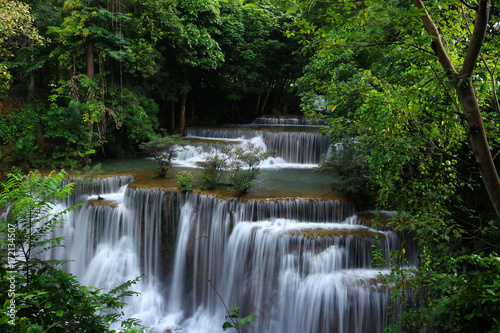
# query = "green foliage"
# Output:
<box><xmin>0</xmin><ymin>0</ymin><xmax>45</xmax><ymax>92</ymax></box>
<box><xmin>0</xmin><ymin>101</ymin><xmax>94</xmax><ymax>174</ymax></box>
<box><xmin>0</xmin><ymin>104</ymin><xmax>43</xmax><ymax>172</ymax></box>
<box><xmin>0</xmin><ymin>170</ymin><xmax>145</xmax><ymax>332</ymax></box>
<box><xmin>199</xmin><ymin>142</ymin><xmax>274</xmax><ymax>196</ymax></box>
<box><xmin>2</xmin><ymin>0</ymin><xmax>302</xmax><ymax>168</ymax></box>
<box><xmin>200</xmin><ymin>147</ymin><xmax>227</xmax><ymax>190</ymax></box>
<box><xmin>316</xmin><ymin>141</ymin><xmax>372</xmax><ymax>206</ymax></box>
<box><xmin>44</xmin><ymin>102</ymin><xmax>95</xmax><ymax>169</ymax></box>
<box><xmin>222</xmin><ymin>307</ymin><xmax>258</xmax><ymax>332</ymax></box>
<box><xmin>176</xmin><ymin>171</ymin><xmax>195</xmax><ymax>192</ymax></box>
<box><xmin>139</xmin><ymin>134</ymin><xmax>184</xmax><ymax>178</ymax></box>
<box><xmin>226</xmin><ymin>142</ymin><xmax>274</xmax><ymax>197</ymax></box>
<box><xmin>175</xmin><ymin>0</ymin><xmax>224</xmax><ymax>70</ymax></box>
<box><xmin>289</xmin><ymin>0</ymin><xmax>500</xmax><ymax>331</ymax></box>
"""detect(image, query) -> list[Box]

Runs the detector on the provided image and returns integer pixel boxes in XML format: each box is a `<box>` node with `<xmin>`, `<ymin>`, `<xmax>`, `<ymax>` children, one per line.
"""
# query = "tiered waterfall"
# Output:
<box><xmin>49</xmin><ymin>119</ymin><xmax>415</xmax><ymax>332</ymax></box>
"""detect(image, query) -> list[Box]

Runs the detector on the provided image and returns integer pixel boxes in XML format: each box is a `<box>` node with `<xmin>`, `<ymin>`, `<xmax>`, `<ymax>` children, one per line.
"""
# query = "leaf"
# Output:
<box><xmin>27</xmin><ymin>325</ymin><xmax>43</xmax><ymax>333</ymax></box>
<box><xmin>222</xmin><ymin>321</ymin><xmax>234</xmax><ymax>331</ymax></box>
<box><xmin>55</xmin><ymin>309</ymin><xmax>64</xmax><ymax>317</ymax></box>
<box><xmin>0</xmin><ymin>315</ymin><xmax>10</xmax><ymax>324</ymax></box>
<box><xmin>240</xmin><ymin>315</ymin><xmax>258</xmax><ymax>325</ymax></box>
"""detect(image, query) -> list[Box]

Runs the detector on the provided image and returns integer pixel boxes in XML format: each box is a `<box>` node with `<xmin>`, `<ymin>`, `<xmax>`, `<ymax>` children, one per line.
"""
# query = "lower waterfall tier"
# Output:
<box><xmin>49</xmin><ymin>179</ymin><xmax>416</xmax><ymax>333</ymax></box>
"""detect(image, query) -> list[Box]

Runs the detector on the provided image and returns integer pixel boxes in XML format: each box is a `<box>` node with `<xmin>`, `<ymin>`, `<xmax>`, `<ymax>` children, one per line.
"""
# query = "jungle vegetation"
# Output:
<box><xmin>1</xmin><ymin>0</ymin><xmax>500</xmax><ymax>332</ymax></box>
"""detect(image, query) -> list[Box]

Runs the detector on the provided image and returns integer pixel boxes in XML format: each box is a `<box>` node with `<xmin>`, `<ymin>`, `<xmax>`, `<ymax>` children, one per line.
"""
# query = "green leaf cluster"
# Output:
<box><xmin>0</xmin><ymin>170</ymin><xmax>145</xmax><ymax>332</ymax></box>
<box><xmin>222</xmin><ymin>307</ymin><xmax>257</xmax><ymax>332</ymax></box>
<box><xmin>176</xmin><ymin>170</ymin><xmax>195</xmax><ymax>192</ymax></box>
<box><xmin>200</xmin><ymin>142</ymin><xmax>275</xmax><ymax>196</ymax></box>
<box><xmin>139</xmin><ymin>134</ymin><xmax>185</xmax><ymax>178</ymax></box>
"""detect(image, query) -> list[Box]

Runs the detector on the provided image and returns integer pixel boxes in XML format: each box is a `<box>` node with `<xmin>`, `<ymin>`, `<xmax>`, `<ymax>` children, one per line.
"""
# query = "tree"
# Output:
<box><xmin>200</xmin><ymin>146</ymin><xmax>227</xmax><ymax>190</ymax></box>
<box><xmin>0</xmin><ymin>0</ymin><xmax>44</xmax><ymax>93</ymax></box>
<box><xmin>226</xmin><ymin>142</ymin><xmax>275</xmax><ymax>196</ymax></box>
<box><xmin>139</xmin><ymin>134</ymin><xmax>185</xmax><ymax>177</ymax></box>
<box><xmin>411</xmin><ymin>0</ymin><xmax>500</xmax><ymax>218</ymax></box>
<box><xmin>210</xmin><ymin>0</ymin><xmax>305</xmax><ymax>120</ymax></box>
<box><xmin>0</xmin><ymin>170</ymin><xmax>144</xmax><ymax>332</ymax></box>
<box><xmin>172</xmin><ymin>0</ymin><xmax>224</xmax><ymax>133</ymax></box>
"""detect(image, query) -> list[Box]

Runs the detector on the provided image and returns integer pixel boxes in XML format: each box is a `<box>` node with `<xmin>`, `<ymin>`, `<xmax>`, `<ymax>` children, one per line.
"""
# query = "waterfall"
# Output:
<box><xmin>253</xmin><ymin>116</ymin><xmax>325</xmax><ymax>126</ymax></box>
<box><xmin>184</xmin><ymin>127</ymin><xmax>331</xmax><ymax>164</ymax></box>
<box><xmin>39</xmin><ymin>175</ymin><xmax>415</xmax><ymax>333</ymax></box>
<box><xmin>161</xmin><ymin>194</ymin><xmax>407</xmax><ymax>333</ymax></box>
<box><xmin>47</xmin><ymin>179</ymin><xmax>168</xmax><ymax>328</ymax></box>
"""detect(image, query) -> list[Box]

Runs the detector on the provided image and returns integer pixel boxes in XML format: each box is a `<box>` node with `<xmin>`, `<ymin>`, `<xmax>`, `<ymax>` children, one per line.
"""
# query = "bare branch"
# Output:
<box><xmin>461</xmin><ymin>4</ymin><xmax>500</xmax><ymax>120</ymax></box>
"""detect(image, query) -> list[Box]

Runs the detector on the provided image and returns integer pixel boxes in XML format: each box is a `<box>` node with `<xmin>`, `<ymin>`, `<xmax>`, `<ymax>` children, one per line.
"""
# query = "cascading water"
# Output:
<box><xmin>41</xmin><ymin>120</ymin><xmax>416</xmax><ymax>332</ymax></box>
<box><xmin>49</xmin><ymin>180</ymin><xmax>415</xmax><ymax>332</ymax></box>
<box><xmin>49</xmin><ymin>179</ymin><xmax>168</xmax><ymax>329</ymax></box>
<box><xmin>158</xmin><ymin>194</ymin><xmax>412</xmax><ymax>333</ymax></box>
<box><xmin>253</xmin><ymin>116</ymin><xmax>325</xmax><ymax>126</ymax></box>
<box><xmin>183</xmin><ymin>127</ymin><xmax>331</xmax><ymax>165</ymax></box>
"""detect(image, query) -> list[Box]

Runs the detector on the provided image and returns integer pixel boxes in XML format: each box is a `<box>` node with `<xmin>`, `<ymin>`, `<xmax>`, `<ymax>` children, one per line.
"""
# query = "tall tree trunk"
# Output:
<box><xmin>191</xmin><ymin>100</ymin><xmax>195</xmax><ymax>120</ymax></box>
<box><xmin>171</xmin><ymin>100</ymin><xmax>175</xmax><ymax>132</ymax></box>
<box><xmin>255</xmin><ymin>93</ymin><xmax>261</xmax><ymax>115</ymax></box>
<box><xmin>179</xmin><ymin>92</ymin><xmax>187</xmax><ymax>135</ymax></box>
<box><xmin>86</xmin><ymin>40</ymin><xmax>94</xmax><ymax>79</ymax></box>
<box><xmin>84</xmin><ymin>39</ymin><xmax>95</xmax><ymax>165</ymax></box>
<box><xmin>260</xmin><ymin>88</ymin><xmax>271</xmax><ymax>116</ymax></box>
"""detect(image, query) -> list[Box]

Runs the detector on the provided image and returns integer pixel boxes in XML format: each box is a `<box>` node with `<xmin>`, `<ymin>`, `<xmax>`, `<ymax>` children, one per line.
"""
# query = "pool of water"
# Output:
<box><xmin>91</xmin><ymin>157</ymin><xmax>337</xmax><ymax>199</ymax></box>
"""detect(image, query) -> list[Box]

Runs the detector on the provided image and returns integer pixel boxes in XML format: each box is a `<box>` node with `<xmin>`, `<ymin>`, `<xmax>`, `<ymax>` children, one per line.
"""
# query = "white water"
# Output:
<box><xmin>41</xmin><ymin>177</ymin><xmax>413</xmax><ymax>332</ymax></box>
<box><xmin>157</xmin><ymin>194</ymin><xmax>406</xmax><ymax>333</ymax></box>
<box><xmin>253</xmin><ymin>116</ymin><xmax>325</xmax><ymax>126</ymax></box>
<box><xmin>181</xmin><ymin>127</ymin><xmax>331</xmax><ymax>167</ymax></box>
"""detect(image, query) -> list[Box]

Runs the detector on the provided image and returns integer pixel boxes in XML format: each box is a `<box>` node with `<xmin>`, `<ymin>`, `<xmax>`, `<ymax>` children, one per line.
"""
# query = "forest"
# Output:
<box><xmin>1</xmin><ymin>0</ymin><xmax>500</xmax><ymax>332</ymax></box>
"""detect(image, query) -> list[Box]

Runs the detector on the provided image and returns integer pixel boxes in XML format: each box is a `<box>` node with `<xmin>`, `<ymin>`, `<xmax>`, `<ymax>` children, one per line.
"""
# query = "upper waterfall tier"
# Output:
<box><xmin>253</xmin><ymin>115</ymin><xmax>325</xmax><ymax>126</ymax></box>
<box><xmin>184</xmin><ymin>127</ymin><xmax>331</xmax><ymax>165</ymax></box>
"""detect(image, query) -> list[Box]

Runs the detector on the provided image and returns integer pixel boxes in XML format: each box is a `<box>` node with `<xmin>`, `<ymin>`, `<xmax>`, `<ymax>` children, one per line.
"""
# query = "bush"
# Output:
<box><xmin>176</xmin><ymin>171</ymin><xmax>195</xmax><ymax>192</ymax></box>
<box><xmin>316</xmin><ymin>141</ymin><xmax>373</xmax><ymax>205</ymax></box>
<box><xmin>200</xmin><ymin>147</ymin><xmax>227</xmax><ymax>189</ymax></box>
<box><xmin>0</xmin><ymin>171</ymin><xmax>145</xmax><ymax>332</ymax></box>
<box><xmin>139</xmin><ymin>134</ymin><xmax>184</xmax><ymax>178</ymax></box>
<box><xmin>226</xmin><ymin>142</ymin><xmax>274</xmax><ymax>197</ymax></box>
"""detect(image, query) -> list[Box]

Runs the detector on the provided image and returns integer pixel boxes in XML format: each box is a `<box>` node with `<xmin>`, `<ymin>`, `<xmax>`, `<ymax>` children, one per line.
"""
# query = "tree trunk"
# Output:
<box><xmin>179</xmin><ymin>92</ymin><xmax>187</xmax><ymax>135</ymax></box>
<box><xmin>191</xmin><ymin>100</ymin><xmax>195</xmax><ymax>120</ymax></box>
<box><xmin>261</xmin><ymin>88</ymin><xmax>271</xmax><ymax>116</ymax></box>
<box><xmin>255</xmin><ymin>93</ymin><xmax>261</xmax><ymax>115</ymax></box>
<box><xmin>457</xmin><ymin>82</ymin><xmax>500</xmax><ymax>218</ymax></box>
<box><xmin>86</xmin><ymin>40</ymin><xmax>94</xmax><ymax>79</ymax></box>
<box><xmin>171</xmin><ymin>100</ymin><xmax>175</xmax><ymax>132</ymax></box>
<box><xmin>84</xmin><ymin>39</ymin><xmax>95</xmax><ymax>166</ymax></box>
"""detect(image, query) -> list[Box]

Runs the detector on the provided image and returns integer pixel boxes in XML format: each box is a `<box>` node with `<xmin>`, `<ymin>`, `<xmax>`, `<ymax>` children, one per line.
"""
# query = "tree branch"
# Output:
<box><xmin>461</xmin><ymin>4</ymin><xmax>500</xmax><ymax>121</ymax></box>
<box><xmin>460</xmin><ymin>0</ymin><xmax>479</xmax><ymax>11</ymax></box>
<box><xmin>314</xmin><ymin>0</ymin><xmax>363</xmax><ymax>4</ymax></box>
<box><xmin>411</xmin><ymin>0</ymin><xmax>458</xmax><ymax>77</ymax></box>
<box><xmin>460</xmin><ymin>0</ymin><xmax>491</xmax><ymax>77</ymax></box>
